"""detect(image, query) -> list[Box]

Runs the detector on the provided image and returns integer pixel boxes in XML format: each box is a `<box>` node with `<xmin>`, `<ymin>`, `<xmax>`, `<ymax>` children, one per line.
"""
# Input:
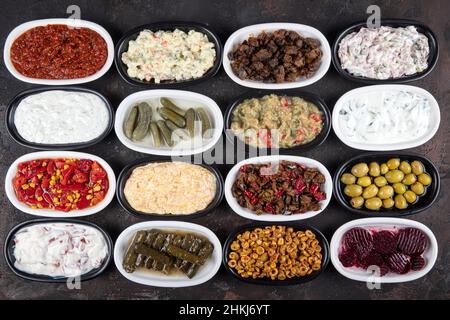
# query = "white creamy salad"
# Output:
<box><xmin>13</xmin><ymin>223</ymin><xmax>108</xmax><ymax>278</ymax></box>
<box><xmin>338</xmin><ymin>90</ymin><xmax>431</xmax><ymax>144</ymax></box>
<box><xmin>121</xmin><ymin>29</ymin><xmax>216</xmax><ymax>83</ymax></box>
<box><xmin>14</xmin><ymin>91</ymin><xmax>109</xmax><ymax>144</ymax></box>
<box><xmin>338</xmin><ymin>26</ymin><xmax>429</xmax><ymax>79</ymax></box>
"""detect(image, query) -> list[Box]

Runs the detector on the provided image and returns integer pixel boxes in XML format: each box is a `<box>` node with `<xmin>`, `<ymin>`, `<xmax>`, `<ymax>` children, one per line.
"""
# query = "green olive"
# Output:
<box><xmin>357</xmin><ymin>176</ymin><xmax>372</xmax><ymax>187</ymax></box>
<box><xmin>385</xmin><ymin>170</ymin><xmax>405</xmax><ymax>184</ymax></box>
<box><xmin>383</xmin><ymin>198</ymin><xmax>395</xmax><ymax>209</ymax></box>
<box><xmin>365</xmin><ymin>197</ymin><xmax>382</xmax><ymax>210</ymax></box>
<box><xmin>387</xmin><ymin>158</ymin><xmax>401</xmax><ymax>170</ymax></box>
<box><xmin>350</xmin><ymin>196</ymin><xmax>365</xmax><ymax>208</ymax></box>
<box><xmin>344</xmin><ymin>184</ymin><xmax>363</xmax><ymax>197</ymax></box>
<box><xmin>399</xmin><ymin>161</ymin><xmax>412</xmax><ymax>174</ymax></box>
<box><xmin>377</xmin><ymin>185</ymin><xmax>394</xmax><ymax>199</ymax></box>
<box><xmin>351</xmin><ymin>163</ymin><xmax>369</xmax><ymax>178</ymax></box>
<box><xmin>402</xmin><ymin>173</ymin><xmax>417</xmax><ymax>186</ymax></box>
<box><xmin>340</xmin><ymin>173</ymin><xmax>356</xmax><ymax>185</ymax></box>
<box><xmin>393</xmin><ymin>183</ymin><xmax>407</xmax><ymax>194</ymax></box>
<box><xmin>362</xmin><ymin>184</ymin><xmax>379</xmax><ymax>199</ymax></box>
<box><xmin>418</xmin><ymin>173</ymin><xmax>432</xmax><ymax>186</ymax></box>
<box><xmin>369</xmin><ymin>162</ymin><xmax>381</xmax><ymax>177</ymax></box>
<box><xmin>404</xmin><ymin>190</ymin><xmax>417</xmax><ymax>204</ymax></box>
<box><xmin>380</xmin><ymin>163</ymin><xmax>389</xmax><ymax>175</ymax></box>
<box><xmin>394</xmin><ymin>194</ymin><xmax>408</xmax><ymax>209</ymax></box>
<box><xmin>411</xmin><ymin>182</ymin><xmax>425</xmax><ymax>195</ymax></box>
<box><xmin>374</xmin><ymin>176</ymin><xmax>388</xmax><ymax>187</ymax></box>
<box><xmin>411</xmin><ymin>161</ymin><xmax>424</xmax><ymax>175</ymax></box>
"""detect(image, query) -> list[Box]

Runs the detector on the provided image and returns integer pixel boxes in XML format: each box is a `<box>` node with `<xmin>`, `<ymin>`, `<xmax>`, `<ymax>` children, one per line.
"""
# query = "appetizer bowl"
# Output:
<box><xmin>114</xmin><ymin>90</ymin><xmax>223</xmax><ymax>156</ymax></box>
<box><xmin>333</xmin><ymin>152</ymin><xmax>440</xmax><ymax>217</ymax></box>
<box><xmin>224</xmin><ymin>90</ymin><xmax>331</xmax><ymax>153</ymax></box>
<box><xmin>330</xmin><ymin>217</ymin><xmax>438</xmax><ymax>283</ymax></box>
<box><xmin>116</xmin><ymin>158</ymin><xmax>224</xmax><ymax>220</ymax></box>
<box><xmin>6</xmin><ymin>86</ymin><xmax>115</xmax><ymax>150</ymax></box>
<box><xmin>115</xmin><ymin>21</ymin><xmax>222</xmax><ymax>87</ymax></box>
<box><xmin>223</xmin><ymin>23</ymin><xmax>331</xmax><ymax>89</ymax></box>
<box><xmin>223</xmin><ymin>222</ymin><xmax>330</xmax><ymax>285</ymax></box>
<box><xmin>114</xmin><ymin>221</ymin><xmax>222</xmax><ymax>287</ymax></box>
<box><xmin>332</xmin><ymin>85</ymin><xmax>440</xmax><ymax>151</ymax></box>
<box><xmin>331</xmin><ymin>19</ymin><xmax>439</xmax><ymax>84</ymax></box>
<box><xmin>4</xmin><ymin>218</ymin><xmax>113</xmax><ymax>282</ymax></box>
<box><xmin>224</xmin><ymin>155</ymin><xmax>333</xmax><ymax>222</ymax></box>
<box><xmin>5</xmin><ymin>151</ymin><xmax>116</xmax><ymax>218</ymax></box>
<box><xmin>3</xmin><ymin>18</ymin><xmax>114</xmax><ymax>85</ymax></box>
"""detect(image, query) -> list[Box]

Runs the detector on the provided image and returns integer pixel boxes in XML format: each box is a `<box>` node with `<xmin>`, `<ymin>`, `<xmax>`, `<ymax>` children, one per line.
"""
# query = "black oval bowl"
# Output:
<box><xmin>333</xmin><ymin>152</ymin><xmax>440</xmax><ymax>217</ymax></box>
<box><xmin>223</xmin><ymin>222</ymin><xmax>330</xmax><ymax>285</ymax></box>
<box><xmin>331</xmin><ymin>19</ymin><xmax>439</xmax><ymax>84</ymax></box>
<box><xmin>224</xmin><ymin>90</ymin><xmax>331</xmax><ymax>154</ymax></box>
<box><xmin>115</xmin><ymin>21</ymin><xmax>222</xmax><ymax>87</ymax></box>
<box><xmin>5</xmin><ymin>86</ymin><xmax>114</xmax><ymax>150</ymax></box>
<box><xmin>4</xmin><ymin>218</ymin><xmax>113</xmax><ymax>283</ymax></box>
<box><xmin>116</xmin><ymin>158</ymin><xmax>224</xmax><ymax>220</ymax></box>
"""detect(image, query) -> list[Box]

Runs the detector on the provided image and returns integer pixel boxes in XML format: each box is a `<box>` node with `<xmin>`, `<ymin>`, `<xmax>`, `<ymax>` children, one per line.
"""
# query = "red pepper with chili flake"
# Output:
<box><xmin>12</xmin><ymin>158</ymin><xmax>109</xmax><ymax>212</ymax></box>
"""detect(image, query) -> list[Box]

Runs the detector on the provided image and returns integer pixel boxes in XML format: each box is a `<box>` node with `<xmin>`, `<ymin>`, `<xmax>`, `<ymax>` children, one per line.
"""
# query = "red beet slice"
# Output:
<box><xmin>339</xmin><ymin>250</ymin><xmax>357</xmax><ymax>268</ymax></box>
<box><xmin>387</xmin><ymin>253</ymin><xmax>411</xmax><ymax>274</ymax></box>
<box><xmin>361</xmin><ymin>251</ymin><xmax>385</xmax><ymax>269</ymax></box>
<box><xmin>373</xmin><ymin>230</ymin><xmax>397</xmax><ymax>255</ymax></box>
<box><xmin>343</xmin><ymin>227</ymin><xmax>373</xmax><ymax>259</ymax></box>
<box><xmin>411</xmin><ymin>256</ymin><xmax>426</xmax><ymax>271</ymax></box>
<box><xmin>397</xmin><ymin>228</ymin><xmax>427</xmax><ymax>256</ymax></box>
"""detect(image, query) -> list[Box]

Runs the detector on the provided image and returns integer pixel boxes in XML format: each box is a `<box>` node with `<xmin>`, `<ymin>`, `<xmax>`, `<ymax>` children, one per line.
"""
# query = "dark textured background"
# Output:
<box><xmin>0</xmin><ymin>0</ymin><xmax>448</xmax><ymax>300</ymax></box>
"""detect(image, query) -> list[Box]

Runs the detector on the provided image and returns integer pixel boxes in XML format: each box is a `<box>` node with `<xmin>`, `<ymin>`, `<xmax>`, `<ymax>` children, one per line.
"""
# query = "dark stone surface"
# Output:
<box><xmin>0</xmin><ymin>0</ymin><xmax>449</xmax><ymax>300</ymax></box>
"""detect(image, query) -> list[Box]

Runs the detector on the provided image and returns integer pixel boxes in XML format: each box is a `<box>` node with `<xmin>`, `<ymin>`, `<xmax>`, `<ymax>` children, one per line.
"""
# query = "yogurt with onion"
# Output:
<box><xmin>14</xmin><ymin>90</ymin><xmax>109</xmax><ymax>144</ymax></box>
<box><xmin>338</xmin><ymin>90</ymin><xmax>431</xmax><ymax>144</ymax></box>
<box><xmin>13</xmin><ymin>223</ymin><xmax>108</xmax><ymax>277</ymax></box>
<box><xmin>338</xmin><ymin>26</ymin><xmax>429</xmax><ymax>79</ymax></box>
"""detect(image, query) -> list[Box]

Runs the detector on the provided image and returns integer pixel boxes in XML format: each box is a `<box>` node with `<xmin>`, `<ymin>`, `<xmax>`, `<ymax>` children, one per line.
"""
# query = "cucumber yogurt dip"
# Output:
<box><xmin>338</xmin><ymin>26</ymin><xmax>429</xmax><ymax>79</ymax></box>
<box><xmin>121</xmin><ymin>29</ymin><xmax>216</xmax><ymax>83</ymax></box>
<box><xmin>338</xmin><ymin>90</ymin><xmax>432</xmax><ymax>144</ymax></box>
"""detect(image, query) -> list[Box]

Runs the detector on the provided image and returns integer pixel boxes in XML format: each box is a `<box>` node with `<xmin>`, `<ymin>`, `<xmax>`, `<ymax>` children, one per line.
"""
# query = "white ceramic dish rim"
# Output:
<box><xmin>3</xmin><ymin>18</ymin><xmax>114</xmax><ymax>85</ymax></box>
<box><xmin>224</xmin><ymin>155</ymin><xmax>333</xmax><ymax>222</ymax></box>
<box><xmin>113</xmin><ymin>220</ymin><xmax>222</xmax><ymax>287</ymax></box>
<box><xmin>114</xmin><ymin>89</ymin><xmax>224</xmax><ymax>156</ymax></box>
<box><xmin>330</xmin><ymin>217</ymin><xmax>438</xmax><ymax>283</ymax></box>
<box><xmin>222</xmin><ymin>22</ymin><xmax>331</xmax><ymax>89</ymax></box>
<box><xmin>332</xmin><ymin>84</ymin><xmax>441</xmax><ymax>151</ymax></box>
<box><xmin>5</xmin><ymin>151</ymin><xmax>116</xmax><ymax>218</ymax></box>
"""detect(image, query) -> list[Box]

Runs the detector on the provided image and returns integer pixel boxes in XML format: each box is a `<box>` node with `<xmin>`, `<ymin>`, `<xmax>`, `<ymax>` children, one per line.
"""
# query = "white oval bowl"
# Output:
<box><xmin>330</xmin><ymin>217</ymin><xmax>438</xmax><ymax>283</ymax></box>
<box><xmin>223</xmin><ymin>23</ymin><xmax>331</xmax><ymax>89</ymax></box>
<box><xmin>114</xmin><ymin>89</ymin><xmax>224</xmax><ymax>156</ymax></box>
<box><xmin>114</xmin><ymin>221</ymin><xmax>222</xmax><ymax>287</ymax></box>
<box><xmin>4</xmin><ymin>18</ymin><xmax>114</xmax><ymax>85</ymax></box>
<box><xmin>224</xmin><ymin>155</ymin><xmax>332</xmax><ymax>222</ymax></box>
<box><xmin>5</xmin><ymin>151</ymin><xmax>116</xmax><ymax>218</ymax></box>
<box><xmin>332</xmin><ymin>84</ymin><xmax>441</xmax><ymax>151</ymax></box>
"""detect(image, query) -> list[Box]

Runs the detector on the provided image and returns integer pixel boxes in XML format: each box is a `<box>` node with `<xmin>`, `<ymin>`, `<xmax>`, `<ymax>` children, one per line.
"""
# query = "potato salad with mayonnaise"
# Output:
<box><xmin>121</xmin><ymin>29</ymin><xmax>216</xmax><ymax>83</ymax></box>
<box><xmin>338</xmin><ymin>26</ymin><xmax>429</xmax><ymax>79</ymax></box>
<box><xmin>337</xmin><ymin>90</ymin><xmax>432</xmax><ymax>144</ymax></box>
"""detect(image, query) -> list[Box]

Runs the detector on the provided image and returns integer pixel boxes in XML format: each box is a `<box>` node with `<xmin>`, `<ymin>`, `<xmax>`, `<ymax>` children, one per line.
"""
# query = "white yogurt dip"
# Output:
<box><xmin>14</xmin><ymin>90</ymin><xmax>110</xmax><ymax>144</ymax></box>
<box><xmin>338</xmin><ymin>26</ymin><xmax>429</xmax><ymax>79</ymax></box>
<box><xmin>13</xmin><ymin>223</ymin><xmax>108</xmax><ymax>278</ymax></box>
<box><xmin>338</xmin><ymin>90</ymin><xmax>431</xmax><ymax>144</ymax></box>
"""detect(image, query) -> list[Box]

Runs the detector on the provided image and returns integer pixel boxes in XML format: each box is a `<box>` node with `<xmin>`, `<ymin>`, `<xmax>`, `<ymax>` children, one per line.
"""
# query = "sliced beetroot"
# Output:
<box><xmin>373</xmin><ymin>230</ymin><xmax>397</xmax><ymax>255</ymax></box>
<box><xmin>411</xmin><ymin>256</ymin><xmax>426</xmax><ymax>271</ymax></box>
<box><xmin>342</xmin><ymin>227</ymin><xmax>373</xmax><ymax>259</ymax></box>
<box><xmin>339</xmin><ymin>250</ymin><xmax>357</xmax><ymax>268</ymax></box>
<box><xmin>387</xmin><ymin>252</ymin><xmax>411</xmax><ymax>274</ymax></box>
<box><xmin>360</xmin><ymin>251</ymin><xmax>385</xmax><ymax>269</ymax></box>
<box><xmin>397</xmin><ymin>228</ymin><xmax>427</xmax><ymax>256</ymax></box>
<box><xmin>379</xmin><ymin>264</ymin><xmax>390</xmax><ymax>277</ymax></box>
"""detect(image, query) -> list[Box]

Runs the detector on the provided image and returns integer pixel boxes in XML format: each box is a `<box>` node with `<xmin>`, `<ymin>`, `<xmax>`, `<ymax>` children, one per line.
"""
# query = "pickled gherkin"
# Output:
<box><xmin>121</xmin><ymin>229</ymin><xmax>214</xmax><ymax>279</ymax></box>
